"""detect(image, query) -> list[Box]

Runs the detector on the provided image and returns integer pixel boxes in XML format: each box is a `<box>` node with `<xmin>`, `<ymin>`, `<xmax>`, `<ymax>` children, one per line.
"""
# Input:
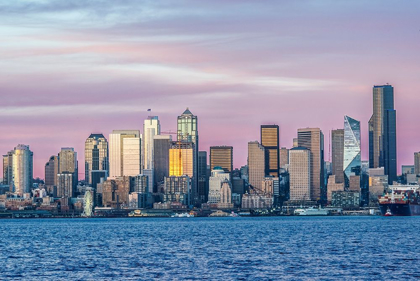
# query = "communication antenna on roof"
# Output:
<box><xmin>329</xmin><ymin>129</ymin><xmax>331</xmax><ymax>163</ymax></box>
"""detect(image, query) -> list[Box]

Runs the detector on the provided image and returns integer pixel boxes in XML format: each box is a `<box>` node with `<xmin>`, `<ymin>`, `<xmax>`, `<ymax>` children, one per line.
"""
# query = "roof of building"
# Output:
<box><xmin>182</xmin><ymin>107</ymin><xmax>193</xmax><ymax>115</ymax></box>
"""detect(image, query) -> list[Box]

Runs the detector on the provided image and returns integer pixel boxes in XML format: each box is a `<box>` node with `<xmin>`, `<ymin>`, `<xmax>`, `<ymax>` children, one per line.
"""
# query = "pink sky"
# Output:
<box><xmin>1</xmin><ymin>1</ymin><xmax>420</xmax><ymax>178</ymax></box>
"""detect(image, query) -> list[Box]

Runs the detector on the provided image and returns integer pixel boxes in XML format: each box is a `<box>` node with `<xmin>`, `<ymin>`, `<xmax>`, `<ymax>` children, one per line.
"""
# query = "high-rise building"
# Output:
<box><xmin>143</xmin><ymin>116</ymin><xmax>160</xmax><ymax>170</ymax></box>
<box><xmin>210</xmin><ymin>146</ymin><xmax>233</xmax><ymax>173</ymax></box>
<box><xmin>57</xmin><ymin>173</ymin><xmax>74</xmax><ymax>198</ymax></box>
<box><xmin>177</xmin><ymin>108</ymin><xmax>198</xmax><ymax>205</ymax></box>
<box><xmin>102</xmin><ymin>176</ymin><xmax>131</xmax><ymax>208</ymax></box>
<box><xmin>331</xmin><ymin>129</ymin><xmax>344</xmax><ymax>183</ymax></box>
<box><xmin>85</xmin><ymin>134</ymin><xmax>108</xmax><ymax>185</ymax></box>
<box><xmin>261</xmin><ymin>125</ymin><xmax>280</xmax><ymax>177</ymax></box>
<box><xmin>153</xmin><ymin>135</ymin><xmax>172</xmax><ymax>192</ymax></box>
<box><xmin>169</xmin><ymin>142</ymin><xmax>194</xmax><ymax>177</ymax></box>
<box><xmin>343</xmin><ymin>116</ymin><xmax>361</xmax><ymax>188</ymax></box>
<box><xmin>4</xmin><ymin>145</ymin><xmax>33</xmax><ymax>195</ymax></box>
<box><xmin>279</xmin><ymin>147</ymin><xmax>289</xmax><ymax>170</ymax></box>
<box><xmin>2</xmin><ymin>151</ymin><xmax>13</xmax><ymax>186</ymax></box>
<box><xmin>248</xmin><ymin>141</ymin><xmax>266</xmax><ymax>190</ymax></box>
<box><xmin>289</xmin><ymin>147</ymin><xmax>311</xmax><ymax>201</ymax></box>
<box><xmin>208</xmin><ymin>167</ymin><xmax>231</xmax><ymax>204</ymax></box>
<box><xmin>415</xmin><ymin>152</ymin><xmax>420</xmax><ymax>176</ymax></box>
<box><xmin>369</xmin><ymin>85</ymin><xmax>397</xmax><ymax>184</ymax></box>
<box><xmin>45</xmin><ymin>155</ymin><xmax>59</xmax><ymax>189</ymax></box>
<box><xmin>58</xmin><ymin>147</ymin><xmax>78</xmax><ymax>196</ymax></box>
<box><xmin>297</xmin><ymin>128</ymin><xmax>324</xmax><ymax>201</ymax></box>
<box><xmin>163</xmin><ymin>175</ymin><xmax>191</xmax><ymax>205</ymax></box>
<box><xmin>109</xmin><ymin>130</ymin><xmax>141</xmax><ymax>177</ymax></box>
<box><xmin>198</xmin><ymin>151</ymin><xmax>208</xmax><ymax>203</ymax></box>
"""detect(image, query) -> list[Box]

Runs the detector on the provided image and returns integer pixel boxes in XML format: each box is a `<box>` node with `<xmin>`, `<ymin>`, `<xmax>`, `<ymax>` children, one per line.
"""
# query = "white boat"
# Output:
<box><xmin>294</xmin><ymin>206</ymin><xmax>329</xmax><ymax>216</ymax></box>
<box><xmin>171</xmin><ymin>213</ymin><xmax>194</xmax><ymax>218</ymax></box>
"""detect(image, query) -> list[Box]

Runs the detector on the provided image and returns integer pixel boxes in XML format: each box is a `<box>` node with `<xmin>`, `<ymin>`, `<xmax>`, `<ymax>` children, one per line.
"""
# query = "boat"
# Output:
<box><xmin>171</xmin><ymin>213</ymin><xmax>194</xmax><ymax>218</ymax></box>
<box><xmin>294</xmin><ymin>206</ymin><xmax>329</xmax><ymax>216</ymax></box>
<box><xmin>229</xmin><ymin>211</ymin><xmax>239</xmax><ymax>217</ymax></box>
<box><xmin>378</xmin><ymin>184</ymin><xmax>420</xmax><ymax>216</ymax></box>
<box><xmin>209</xmin><ymin>210</ymin><xmax>230</xmax><ymax>217</ymax></box>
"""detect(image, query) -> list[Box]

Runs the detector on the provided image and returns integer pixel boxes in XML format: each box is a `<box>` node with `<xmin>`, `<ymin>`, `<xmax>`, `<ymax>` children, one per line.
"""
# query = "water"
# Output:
<box><xmin>0</xmin><ymin>216</ymin><xmax>419</xmax><ymax>280</ymax></box>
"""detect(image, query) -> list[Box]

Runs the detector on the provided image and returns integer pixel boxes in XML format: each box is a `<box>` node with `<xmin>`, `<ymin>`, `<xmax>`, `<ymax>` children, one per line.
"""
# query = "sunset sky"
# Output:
<box><xmin>1</xmin><ymin>0</ymin><xmax>420</xmax><ymax>178</ymax></box>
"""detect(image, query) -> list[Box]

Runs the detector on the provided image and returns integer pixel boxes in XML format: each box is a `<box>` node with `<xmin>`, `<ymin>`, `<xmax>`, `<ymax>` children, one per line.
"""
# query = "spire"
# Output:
<box><xmin>182</xmin><ymin>107</ymin><xmax>193</xmax><ymax>115</ymax></box>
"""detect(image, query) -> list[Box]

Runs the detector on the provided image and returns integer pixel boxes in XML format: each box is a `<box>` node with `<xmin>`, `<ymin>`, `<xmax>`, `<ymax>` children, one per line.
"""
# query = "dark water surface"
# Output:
<box><xmin>1</xmin><ymin>216</ymin><xmax>419</xmax><ymax>280</ymax></box>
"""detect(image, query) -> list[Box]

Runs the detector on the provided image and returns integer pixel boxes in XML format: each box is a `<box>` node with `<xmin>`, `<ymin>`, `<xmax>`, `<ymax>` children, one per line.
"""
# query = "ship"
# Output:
<box><xmin>294</xmin><ymin>206</ymin><xmax>329</xmax><ymax>216</ymax></box>
<box><xmin>378</xmin><ymin>184</ymin><xmax>420</xmax><ymax>216</ymax></box>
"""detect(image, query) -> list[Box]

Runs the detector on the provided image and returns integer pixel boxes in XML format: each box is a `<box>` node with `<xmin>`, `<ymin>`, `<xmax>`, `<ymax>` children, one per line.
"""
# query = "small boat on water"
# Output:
<box><xmin>229</xmin><ymin>211</ymin><xmax>239</xmax><ymax>217</ymax></box>
<box><xmin>384</xmin><ymin>208</ymin><xmax>393</xmax><ymax>217</ymax></box>
<box><xmin>294</xmin><ymin>206</ymin><xmax>329</xmax><ymax>216</ymax></box>
<box><xmin>171</xmin><ymin>213</ymin><xmax>194</xmax><ymax>218</ymax></box>
<box><xmin>209</xmin><ymin>210</ymin><xmax>230</xmax><ymax>217</ymax></box>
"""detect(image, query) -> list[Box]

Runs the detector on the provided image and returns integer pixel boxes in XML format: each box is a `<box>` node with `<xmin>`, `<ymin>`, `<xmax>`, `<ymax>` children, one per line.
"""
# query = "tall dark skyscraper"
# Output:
<box><xmin>369</xmin><ymin>85</ymin><xmax>397</xmax><ymax>184</ymax></box>
<box><xmin>153</xmin><ymin>135</ymin><xmax>172</xmax><ymax>193</ymax></box>
<box><xmin>198</xmin><ymin>151</ymin><xmax>208</xmax><ymax>203</ymax></box>
<box><xmin>210</xmin><ymin>146</ymin><xmax>233</xmax><ymax>173</ymax></box>
<box><xmin>331</xmin><ymin>129</ymin><xmax>344</xmax><ymax>183</ymax></box>
<box><xmin>261</xmin><ymin>125</ymin><xmax>280</xmax><ymax>177</ymax></box>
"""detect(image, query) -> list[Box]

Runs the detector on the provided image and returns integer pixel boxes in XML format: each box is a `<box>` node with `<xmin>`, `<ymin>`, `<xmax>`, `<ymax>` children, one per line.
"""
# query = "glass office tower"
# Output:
<box><xmin>343</xmin><ymin>116</ymin><xmax>361</xmax><ymax>188</ymax></box>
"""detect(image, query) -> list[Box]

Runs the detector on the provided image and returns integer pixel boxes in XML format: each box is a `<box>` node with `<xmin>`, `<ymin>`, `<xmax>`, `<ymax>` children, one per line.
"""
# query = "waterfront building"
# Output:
<box><xmin>369</xmin><ymin>84</ymin><xmax>397</xmax><ymax>184</ymax></box>
<box><xmin>289</xmin><ymin>147</ymin><xmax>311</xmax><ymax>201</ymax></box>
<box><xmin>344</xmin><ymin>116</ymin><xmax>361</xmax><ymax>188</ymax></box>
<box><xmin>241</xmin><ymin>193</ymin><xmax>273</xmax><ymax>209</ymax></box>
<box><xmin>261</xmin><ymin>125</ymin><xmax>280</xmax><ymax>177</ymax></box>
<box><xmin>331</xmin><ymin>129</ymin><xmax>344</xmax><ymax>183</ymax></box>
<box><xmin>102</xmin><ymin>176</ymin><xmax>131</xmax><ymax>208</ymax></box>
<box><xmin>248</xmin><ymin>141</ymin><xmax>266</xmax><ymax>190</ymax></box>
<box><xmin>297</xmin><ymin>128</ymin><xmax>325</xmax><ymax>201</ymax></box>
<box><xmin>279</xmin><ymin>147</ymin><xmax>289</xmax><ymax>170</ymax></box>
<box><xmin>210</xmin><ymin>146</ymin><xmax>233</xmax><ymax>173</ymax></box>
<box><xmin>368</xmin><ymin>169</ymin><xmax>388</xmax><ymax>205</ymax></box>
<box><xmin>4</xmin><ymin>145</ymin><xmax>33</xmax><ymax>195</ymax></box>
<box><xmin>84</xmin><ymin>134</ymin><xmax>108</xmax><ymax>185</ymax></box>
<box><xmin>132</xmin><ymin>174</ymin><xmax>149</xmax><ymax>193</ymax></box>
<box><xmin>153</xmin><ymin>135</ymin><xmax>171</xmax><ymax>192</ymax></box>
<box><xmin>331</xmin><ymin>191</ymin><xmax>360</xmax><ymax>209</ymax></box>
<box><xmin>143</xmin><ymin>116</ymin><xmax>160</xmax><ymax>170</ymax></box>
<box><xmin>109</xmin><ymin>130</ymin><xmax>141</xmax><ymax>178</ymax></box>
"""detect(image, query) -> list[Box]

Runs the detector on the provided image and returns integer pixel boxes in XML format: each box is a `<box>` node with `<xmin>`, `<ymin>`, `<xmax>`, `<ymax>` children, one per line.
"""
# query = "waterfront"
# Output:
<box><xmin>1</xmin><ymin>217</ymin><xmax>419</xmax><ymax>280</ymax></box>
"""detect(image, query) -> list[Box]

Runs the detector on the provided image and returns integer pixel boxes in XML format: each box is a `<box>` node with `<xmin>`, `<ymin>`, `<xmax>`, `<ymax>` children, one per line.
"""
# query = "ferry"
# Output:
<box><xmin>171</xmin><ymin>213</ymin><xmax>194</xmax><ymax>218</ymax></box>
<box><xmin>294</xmin><ymin>206</ymin><xmax>329</xmax><ymax>216</ymax></box>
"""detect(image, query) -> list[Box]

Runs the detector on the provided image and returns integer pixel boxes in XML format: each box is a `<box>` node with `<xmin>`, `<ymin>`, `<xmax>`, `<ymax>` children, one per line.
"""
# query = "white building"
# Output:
<box><xmin>7</xmin><ymin>144</ymin><xmax>33</xmax><ymax>195</ymax></box>
<box><xmin>289</xmin><ymin>147</ymin><xmax>311</xmax><ymax>201</ymax></box>
<box><xmin>109</xmin><ymin>130</ymin><xmax>141</xmax><ymax>177</ymax></box>
<box><xmin>143</xmin><ymin>116</ymin><xmax>160</xmax><ymax>170</ymax></box>
<box><xmin>208</xmin><ymin>167</ymin><xmax>230</xmax><ymax>204</ymax></box>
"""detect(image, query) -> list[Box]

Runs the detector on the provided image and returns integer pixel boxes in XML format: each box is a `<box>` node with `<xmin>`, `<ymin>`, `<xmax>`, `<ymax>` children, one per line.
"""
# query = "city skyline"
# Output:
<box><xmin>1</xmin><ymin>1</ymin><xmax>420</xmax><ymax>177</ymax></box>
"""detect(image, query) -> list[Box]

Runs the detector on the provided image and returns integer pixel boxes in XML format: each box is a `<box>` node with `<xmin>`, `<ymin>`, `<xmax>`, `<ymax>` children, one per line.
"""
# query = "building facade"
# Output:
<box><xmin>210</xmin><ymin>146</ymin><xmax>233</xmax><ymax>173</ymax></box>
<box><xmin>261</xmin><ymin>125</ymin><xmax>280</xmax><ymax>177</ymax></box>
<box><xmin>297</xmin><ymin>128</ymin><xmax>324</xmax><ymax>201</ymax></box>
<box><xmin>289</xmin><ymin>147</ymin><xmax>311</xmax><ymax>201</ymax></box>
<box><xmin>109</xmin><ymin>130</ymin><xmax>141</xmax><ymax>177</ymax></box>
<box><xmin>248</xmin><ymin>141</ymin><xmax>266</xmax><ymax>191</ymax></box>
<box><xmin>84</xmin><ymin>134</ymin><xmax>108</xmax><ymax>185</ymax></box>
<box><xmin>343</xmin><ymin>116</ymin><xmax>361</xmax><ymax>188</ymax></box>
<box><xmin>369</xmin><ymin>85</ymin><xmax>397</xmax><ymax>184</ymax></box>
<box><xmin>4</xmin><ymin>145</ymin><xmax>33</xmax><ymax>195</ymax></box>
<box><xmin>143</xmin><ymin>116</ymin><xmax>160</xmax><ymax>170</ymax></box>
<box><xmin>331</xmin><ymin>129</ymin><xmax>344</xmax><ymax>183</ymax></box>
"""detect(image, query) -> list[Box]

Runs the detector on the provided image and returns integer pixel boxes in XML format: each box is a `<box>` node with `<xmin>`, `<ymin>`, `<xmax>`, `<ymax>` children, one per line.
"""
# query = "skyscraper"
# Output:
<box><xmin>4</xmin><ymin>145</ymin><xmax>33</xmax><ymax>195</ymax></box>
<box><xmin>248</xmin><ymin>141</ymin><xmax>266</xmax><ymax>190</ymax></box>
<box><xmin>331</xmin><ymin>129</ymin><xmax>344</xmax><ymax>183</ymax></box>
<box><xmin>261</xmin><ymin>125</ymin><xmax>280</xmax><ymax>177</ymax></box>
<box><xmin>343</xmin><ymin>116</ymin><xmax>361</xmax><ymax>188</ymax></box>
<box><xmin>177</xmin><ymin>108</ymin><xmax>198</xmax><ymax>205</ymax></box>
<box><xmin>153</xmin><ymin>135</ymin><xmax>172</xmax><ymax>192</ymax></box>
<box><xmin>45</xmin><ymin>155</ymin><xmax>59</xmax><ymax>192</ymax></box>
<box><xmin>198</xmin><ymin>151</ymin><xmax>208</xmax><ymax>203</ymax></box>
<box><xmin>85</xmin><ymin>134</ymin><xmax>108</xmax><ymax>185</ymax></box>
<box><xmin>279</xmin><ymin>147</ymin><xmax>289</xmax><ymax>170</ymax></box>
<box><xmin>143</xmin><ymin>116</ymin><xmax>160</xmax><ymax>170</ymax></box>
<box><xmin>414</xmin><ymin>152</ymin><xmax>420</xmax><ymax>176</ymax></box>
<box><xmin>169</xmin><ymin>142</ymin><xmax>194</xmax><ymax>178</ymax></box>
<box><xmin>369</xmin><ymin>84</ymin><xmax>397</xmax><ymax>184</ymax></box>
<box><xmin>210</xmin><ymin>146</ymin><xmax>233</xmax><ymax>173</ymax></box>
<box><xmin>109</xmin><ymin>130</ymin><xmax>141</xmax><ymax>177</ymax></box>
<box><xmin>297</xmin><ymin>128</ymin><xmax>324</xmax><ymax>201</ymax></box>
<box><xmin>58</xmin><ymin>147</ymin><xmax>78</xmax><ymax>196</ymax></box>
<box><xmin>289</xmin><ymin>147</ymin><xmax>311</xmax><ymax>201</ymax></box>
